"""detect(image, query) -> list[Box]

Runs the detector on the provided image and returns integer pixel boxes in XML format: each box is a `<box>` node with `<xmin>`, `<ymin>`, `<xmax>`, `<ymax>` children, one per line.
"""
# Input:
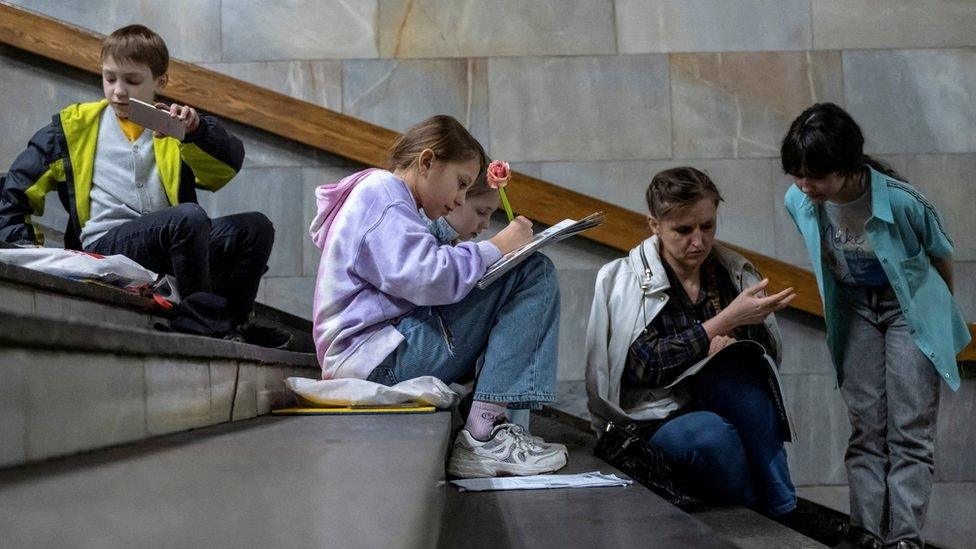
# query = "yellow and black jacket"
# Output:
<box><xmin>0</xmin><ymin>99</ymin><xmax>244</xmax><ymax>248</ymax></box>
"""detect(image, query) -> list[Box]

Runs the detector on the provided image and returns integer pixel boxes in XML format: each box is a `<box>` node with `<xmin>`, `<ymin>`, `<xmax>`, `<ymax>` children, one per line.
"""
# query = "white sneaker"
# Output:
<box><xmin>516</xmin><ymin>427</ymin><xmax>568</xmax><ymax>458</ymax></box>
<box><xmin>530</xmin><ymin>436</ymin><xmax>568</xmax><ymax>457</ymax></box>
<box><xmin>447</xmin><ymin>423</ymin><xmax>568</xmax><ymax>478</ymax></box>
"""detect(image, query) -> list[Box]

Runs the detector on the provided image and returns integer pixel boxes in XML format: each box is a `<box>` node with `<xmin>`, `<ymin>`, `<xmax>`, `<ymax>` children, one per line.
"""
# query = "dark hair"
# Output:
<box><xmin>645</xmin><ymin>166</ymin><xmax>724</xmax><ymax>219</ymax></box>
<box><xmin>781</xmin><ymin>102</ymin><xmax>903</xmax><ymax>180</ymax></box>
<box><xmin>101</xmin><ymin>25</ymin><xmax>169</xmax><ymax>77</ymax></box>
<box><xmin>390</xmin><ymin>115</ymin><xmax>487</xmax><ymax>175</ymax></box>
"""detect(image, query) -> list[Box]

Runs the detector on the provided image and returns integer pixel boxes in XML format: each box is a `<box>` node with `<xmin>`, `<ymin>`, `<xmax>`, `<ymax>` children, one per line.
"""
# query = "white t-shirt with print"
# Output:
<box><xmin>819</xmin><ymin>185</ymin><xmax>889</xmax><ymax>288</ymax></box>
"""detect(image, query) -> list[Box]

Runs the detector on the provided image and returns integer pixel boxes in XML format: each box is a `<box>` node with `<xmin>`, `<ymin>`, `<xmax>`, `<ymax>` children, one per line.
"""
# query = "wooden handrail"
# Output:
<box><xmin>2</xmin><ymin>2</ymin><xmax>974</xmax><ymax>361</ymax></box>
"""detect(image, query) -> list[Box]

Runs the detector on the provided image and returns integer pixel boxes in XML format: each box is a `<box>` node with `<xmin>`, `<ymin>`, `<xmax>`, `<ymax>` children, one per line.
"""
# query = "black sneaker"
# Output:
<box><xmin>238</xmin><ymin>322</ymin><xmax>293</xmax><ymax>349</ymax></box>
<box><xmin>847</xmin><ymin>526</ymin><xmax>883</xmax><ymax>549</ymax></box>
<box><xmin>775</xmin><ymin>509</ymin><xmax>850</xmax><ymax>546</ymax></box>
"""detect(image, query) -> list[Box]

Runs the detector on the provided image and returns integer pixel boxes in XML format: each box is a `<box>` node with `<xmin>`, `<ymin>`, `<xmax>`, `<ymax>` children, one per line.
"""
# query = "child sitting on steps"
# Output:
<box><xmin>309</xmin><ymin>115</ymin><xmax>566</xmax><ymax>478</ymax></box>
<box><xmin>0</xmin><ymin>24</ymin><xmax>288</xmax><ymax>348</ymax></box>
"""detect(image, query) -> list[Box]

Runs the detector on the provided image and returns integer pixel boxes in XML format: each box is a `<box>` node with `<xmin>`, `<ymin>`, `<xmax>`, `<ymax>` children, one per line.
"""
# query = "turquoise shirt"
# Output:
<box><xmin>785</xmin><ymin>166</ymin><xmax>971</xmax><ymax>390</ymax></box>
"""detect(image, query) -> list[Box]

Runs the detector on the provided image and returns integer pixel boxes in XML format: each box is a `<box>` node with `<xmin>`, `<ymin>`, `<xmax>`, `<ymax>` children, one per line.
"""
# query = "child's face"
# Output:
<box><xmin>445</xmin><ymin>191</ymin><xmax>500</xmax><ymax>240</ymax></box>
<box><xmin>649</xmin><ymin>197</ymin><xmax>718</xmax><ymax>273</ymax></box>
<box><xmin>418</xmin><ymin>154</ymin><xmax>481</xmax><ymax>219</ymax></box>
<box><xmin>792</xmin><ymin>172</ymin><xmax>849</xmax><ymax>204</ymax></box>
<box><xmin>102</xmin><ymin>56</ymin><xmax>166</xmax><ymax>118</ymax></box>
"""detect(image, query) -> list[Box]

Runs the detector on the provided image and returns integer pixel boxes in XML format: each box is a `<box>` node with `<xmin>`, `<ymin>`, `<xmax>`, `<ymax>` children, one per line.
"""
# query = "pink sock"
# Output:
<box><xmin>466</xmin><ymin>401</ymin><xmax>508</xmax><ymax>441</ymax></box>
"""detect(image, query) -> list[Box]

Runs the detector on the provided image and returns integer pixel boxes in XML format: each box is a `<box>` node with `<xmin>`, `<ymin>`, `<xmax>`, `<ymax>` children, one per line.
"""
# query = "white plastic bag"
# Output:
<box><xmin>0</xmin><ymin>248</ymin><xmax>158</xmax><ymax>290</ymax></box>
<box><xmin>286</xmin><ymin>376</ymin><xmax>459</xmax><ymax>409</ymax></box>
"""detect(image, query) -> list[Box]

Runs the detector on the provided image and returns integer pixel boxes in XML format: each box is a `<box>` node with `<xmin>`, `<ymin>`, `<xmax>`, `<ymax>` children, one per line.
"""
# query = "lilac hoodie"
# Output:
<box><xmin>309</xmin><ymin>169</ymin><xmax>502</xmax><ymax>379</ymax></box>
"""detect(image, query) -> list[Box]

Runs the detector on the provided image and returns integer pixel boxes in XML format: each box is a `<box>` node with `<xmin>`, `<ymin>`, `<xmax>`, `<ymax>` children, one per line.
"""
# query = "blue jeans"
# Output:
<box><xmin>649</xmin><ymin>362</ymin><xmax>796</xmax><ymax>515</ymax></box>
<box><xmin>367</xmin><ymin>253</ymin><xmax>559</xmax><ymax>408</ymax></box>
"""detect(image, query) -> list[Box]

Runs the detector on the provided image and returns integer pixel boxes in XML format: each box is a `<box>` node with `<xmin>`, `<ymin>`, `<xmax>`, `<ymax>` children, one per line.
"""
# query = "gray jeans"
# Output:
<box><xmin>839</xmin><ymin>284</ymin><xmax>940</xmax><ymax>546</ymax></box>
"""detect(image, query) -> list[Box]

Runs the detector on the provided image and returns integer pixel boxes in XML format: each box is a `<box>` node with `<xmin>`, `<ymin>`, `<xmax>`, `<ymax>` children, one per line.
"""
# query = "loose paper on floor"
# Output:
<box><xmin>450</xmin><ymin>471</ymin><xmax>632</xmax><ymax>492</ymax></box>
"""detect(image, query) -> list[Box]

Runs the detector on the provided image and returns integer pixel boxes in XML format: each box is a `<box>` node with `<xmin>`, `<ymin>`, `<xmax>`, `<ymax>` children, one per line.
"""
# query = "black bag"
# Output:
<box><xmin>163</xmin><ymin>292</ymin><xmax>236</xmax><ymax>339</ymax></box>
<box><xmin>593</xmin><ymin>421</ymin><xmax>702</xmax><ymax>510</ymax></box>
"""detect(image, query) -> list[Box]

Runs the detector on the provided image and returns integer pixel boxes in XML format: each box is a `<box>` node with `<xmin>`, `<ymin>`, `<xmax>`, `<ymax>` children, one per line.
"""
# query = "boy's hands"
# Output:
<box><xmin>154</xmin><ymin>102</ymin><xmax>199</xmax><ymax>138</ymax></box>
<box><xmin>489</xmin><ymin>216</ymin><xmax>533</xmax><ymax>255</ymax></box>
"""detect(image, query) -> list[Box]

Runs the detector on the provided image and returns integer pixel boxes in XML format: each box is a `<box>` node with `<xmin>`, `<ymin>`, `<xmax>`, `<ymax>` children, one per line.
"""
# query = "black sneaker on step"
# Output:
<box><xmin>774</xmin><ymin>508</ymin><xmax>850</xmax><ymax>546</ymax></box>
<box><xmin>846</xmin><ymin>526</ymin><xmax>883</xmax><ymax>549</ymax></box>
<box><xmin>238</xmin><ymin>322</ymin><xmax>293</xmax><ymax>349</ymax></box>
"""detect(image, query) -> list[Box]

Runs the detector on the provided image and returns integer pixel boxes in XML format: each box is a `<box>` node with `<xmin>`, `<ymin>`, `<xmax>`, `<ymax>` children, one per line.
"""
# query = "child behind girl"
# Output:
<box><xmin>309</xmin><ymin>115</ymin><xmax>566</xmax><ymax>478</ymax></box>
<box><xmin>428</xmin><ymin>171</ymin><xmax>499</xmax><ymax>245</ymax></box>
<box><xmin>782</xmin><ymin>103</ymin><xmax>970</xmax><ymax>549</ymax></box>
<box><xmin>429</xmin><ymin>171</ymin><xmax>561</xmax><ymax>447</ymax></box>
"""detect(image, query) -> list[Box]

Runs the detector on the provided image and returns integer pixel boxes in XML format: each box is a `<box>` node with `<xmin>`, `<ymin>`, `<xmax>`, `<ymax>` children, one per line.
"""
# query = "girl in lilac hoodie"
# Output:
<box><xmin>309</xmin><ymin>115</ymin><xmax>566</xmax><ymax>478</ymax></box>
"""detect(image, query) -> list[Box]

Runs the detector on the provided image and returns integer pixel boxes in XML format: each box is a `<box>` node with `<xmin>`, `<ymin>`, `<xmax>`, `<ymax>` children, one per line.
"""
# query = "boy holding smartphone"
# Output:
<box><xmin>0</xmin><ymin>24</ymin><xmax>288</xmax><ymax>348</ymax></box>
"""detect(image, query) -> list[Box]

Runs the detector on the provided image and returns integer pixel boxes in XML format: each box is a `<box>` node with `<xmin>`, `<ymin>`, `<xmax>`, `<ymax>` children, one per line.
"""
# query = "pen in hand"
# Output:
<box><xmin>498</xmin><ymin>188</ymin><xmax>515</xmax><ymax>222</ymax></box>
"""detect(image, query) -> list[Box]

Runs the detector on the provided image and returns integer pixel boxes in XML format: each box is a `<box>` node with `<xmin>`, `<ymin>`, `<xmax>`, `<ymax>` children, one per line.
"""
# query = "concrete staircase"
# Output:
<box><xmin>0</xmin><ymin>260</ymin><xmax>827</xmax><ymax>548</ymax></box>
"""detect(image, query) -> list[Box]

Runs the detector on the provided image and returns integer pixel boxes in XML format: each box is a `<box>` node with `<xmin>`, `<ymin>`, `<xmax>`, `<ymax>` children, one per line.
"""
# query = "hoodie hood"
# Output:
<box><xmin>309</xmin><ymin>168</ymin><xmax>380</xmax><ymax>250</ymax></box>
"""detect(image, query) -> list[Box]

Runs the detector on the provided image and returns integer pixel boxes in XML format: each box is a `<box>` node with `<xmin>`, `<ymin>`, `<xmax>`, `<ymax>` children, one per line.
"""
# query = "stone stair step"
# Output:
<box><xmin>0</xmin><ymin>310</ymin><xmax>318</xmax><ymax>468</ymax></box>
<box><xmin>695</xmin><ymin>507</ymin><xmax>826</xmax><ymax>549</ymax></box>
<box><xmin>0</xmin><ymin>413</ymin><xmax>452</xmax><ymax>549</ymax></box>
<box><xmin>438</xmin><ymin>413</ymin><xmax>738</xmax><ymax>549</ymax></box>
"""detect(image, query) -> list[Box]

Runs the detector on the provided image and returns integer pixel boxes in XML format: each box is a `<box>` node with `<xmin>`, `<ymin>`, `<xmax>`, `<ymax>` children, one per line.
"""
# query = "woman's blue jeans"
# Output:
<box><xmin>649</xmin><ymin>362</ymin><xmax>797</xmax><ymax>515</ymax></box>
<box><xmin>367</xmin><ymin>253</ymin><xmax>559</xmax><ymax>409</ymax></box>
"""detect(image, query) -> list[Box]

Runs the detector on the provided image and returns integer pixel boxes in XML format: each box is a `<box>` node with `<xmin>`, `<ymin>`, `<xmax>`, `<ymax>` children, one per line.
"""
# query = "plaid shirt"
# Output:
<box><xmin>624</xmin><ymin>257</ymin><xmax>773</xmax><ymax>389</ymax></box>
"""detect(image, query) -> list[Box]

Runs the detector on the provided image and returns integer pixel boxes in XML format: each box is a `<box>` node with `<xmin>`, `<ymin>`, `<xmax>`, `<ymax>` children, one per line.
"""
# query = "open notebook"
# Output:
<box><xmin>477</xmin><ymin>211</ymin><xmax>606</xmax><ymax>289</ymax></box>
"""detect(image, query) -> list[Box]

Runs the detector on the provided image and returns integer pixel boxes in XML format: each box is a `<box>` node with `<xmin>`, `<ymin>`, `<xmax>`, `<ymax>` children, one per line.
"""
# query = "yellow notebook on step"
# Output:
<box><xmin>272</xmin><ymin>404</ymin><xmax>436</xmax><ymax>415</ymax></box>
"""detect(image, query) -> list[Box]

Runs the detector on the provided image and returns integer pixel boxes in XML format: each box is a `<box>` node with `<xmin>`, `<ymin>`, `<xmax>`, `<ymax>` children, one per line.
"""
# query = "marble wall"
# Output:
<box><xmin>2</xmin><ymin>0</ymin><xmax>976</xmax><ymax>485</ymax></box>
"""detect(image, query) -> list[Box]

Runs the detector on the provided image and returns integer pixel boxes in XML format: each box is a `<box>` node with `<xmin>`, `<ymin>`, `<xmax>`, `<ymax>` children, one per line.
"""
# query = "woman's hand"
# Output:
<box><xmin>708</xmin><ymin>335</ymin><xmax>736</xmax><ymax>356</ymax></box>
<box><xmin>704</xmin><ymin>278</ymin><xmax>795</xmax><ymax>337</ymax></box>
<box><xmin>489</xmin><ymin>216</ymin><xmax>532</xmax><ymax>255</ymax></box>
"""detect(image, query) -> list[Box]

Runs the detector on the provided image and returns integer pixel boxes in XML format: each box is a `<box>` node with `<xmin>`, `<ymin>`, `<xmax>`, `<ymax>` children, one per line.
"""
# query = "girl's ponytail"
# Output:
<box><xmin>863</xmin><ymin>155</ymin><xmax>905</xmax><ymax>182</ymax></box>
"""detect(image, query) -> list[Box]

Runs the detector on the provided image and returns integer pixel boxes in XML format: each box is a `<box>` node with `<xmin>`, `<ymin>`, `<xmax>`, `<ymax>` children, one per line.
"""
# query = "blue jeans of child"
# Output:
<box><xmin>839</xmin><ymin>285</ymin><xmax>939</xmax><ymax>547</ymax></box>
<box><xmin>649</xmin><ymin>362</ymin><xmax>797</xmax><ymax>515</ymax></box>
<box><xmin>367</xmin><ymin>253</ymin><xmax>559</xmax><ymax>408</ymax></box>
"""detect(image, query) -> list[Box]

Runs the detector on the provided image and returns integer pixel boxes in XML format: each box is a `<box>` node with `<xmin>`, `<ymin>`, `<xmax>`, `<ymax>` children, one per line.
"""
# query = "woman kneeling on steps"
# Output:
<box><xmin>585</xmin><ymin>167</ymin><xmax>846</xmax><ymax>543</ymax></box>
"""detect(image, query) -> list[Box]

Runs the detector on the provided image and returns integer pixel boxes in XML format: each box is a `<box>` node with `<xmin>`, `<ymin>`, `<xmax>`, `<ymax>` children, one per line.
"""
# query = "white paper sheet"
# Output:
<box><xmin>450</xmin><ymin>471</ymin><xmax>632</xmax><ymax>492</ymax></box>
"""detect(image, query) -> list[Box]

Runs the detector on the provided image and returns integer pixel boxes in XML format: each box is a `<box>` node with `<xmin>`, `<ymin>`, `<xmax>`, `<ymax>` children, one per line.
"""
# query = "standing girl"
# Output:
<box><xmin>782</xmin><ymin>103</ymin><xmax>970</xmax><ymax>549</ymax></box>
<box><xmin>309</xmin><ymin>115</ymin><xmax>566</xmax><ymax>478</ymax></box>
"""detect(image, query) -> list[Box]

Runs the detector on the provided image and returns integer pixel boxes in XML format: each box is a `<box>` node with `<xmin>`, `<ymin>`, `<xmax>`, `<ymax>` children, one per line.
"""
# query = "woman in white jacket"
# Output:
<box><xmin>585</xmin><ymin>167</ymin><xmax>804</xmax><ymax>519</ymax></box>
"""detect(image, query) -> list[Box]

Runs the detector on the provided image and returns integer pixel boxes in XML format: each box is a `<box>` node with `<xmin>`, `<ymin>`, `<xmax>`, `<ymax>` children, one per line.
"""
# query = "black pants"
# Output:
<box><xmin>86</xmin><ymin>203</ymin><xmax>275</xmax><ymax>324</ymax></box>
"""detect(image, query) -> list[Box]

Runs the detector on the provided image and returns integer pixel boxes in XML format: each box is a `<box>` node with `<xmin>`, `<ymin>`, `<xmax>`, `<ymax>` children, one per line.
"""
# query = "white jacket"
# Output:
<box><xmin>584</xmin><ymin>236</ymin><xmax>792</xmax><ymax>439</ymax></box>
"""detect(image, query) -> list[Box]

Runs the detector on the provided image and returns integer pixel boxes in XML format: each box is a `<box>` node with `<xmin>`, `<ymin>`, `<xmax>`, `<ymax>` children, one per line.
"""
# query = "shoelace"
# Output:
<box><xmin>496</xmin><ymin>423</ymin><xmax>541</xmax><ymax>453</ymax></box>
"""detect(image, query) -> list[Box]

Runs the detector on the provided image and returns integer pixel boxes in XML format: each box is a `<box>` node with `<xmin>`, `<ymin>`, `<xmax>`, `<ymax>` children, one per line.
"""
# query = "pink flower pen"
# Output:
<box><xmin>486</xmin><ymin>160</ymin><xmax>515</xmax><ymax>221</ymax></box>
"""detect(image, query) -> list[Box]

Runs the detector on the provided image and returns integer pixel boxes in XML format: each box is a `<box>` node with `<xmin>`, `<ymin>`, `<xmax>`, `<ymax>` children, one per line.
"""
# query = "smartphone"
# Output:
<box><xmin>127</xmin><ymin>98</ymin><xmax>186</xmax><ymax>140</ymax></box>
